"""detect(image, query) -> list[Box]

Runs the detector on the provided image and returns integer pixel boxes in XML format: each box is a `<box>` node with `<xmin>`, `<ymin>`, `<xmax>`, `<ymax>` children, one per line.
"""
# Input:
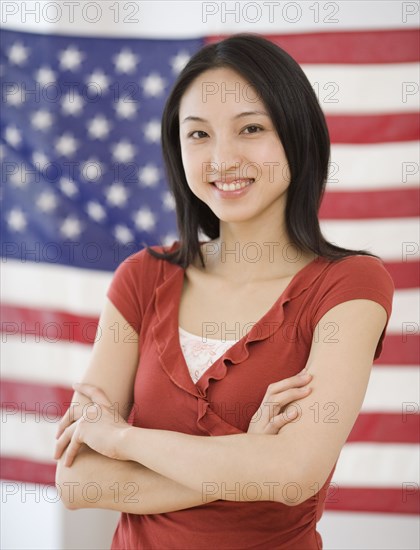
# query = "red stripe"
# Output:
<box><xmin>1</xmin><ymin>380</ymin><xmax>418</xmax><ymax>443</ymax></box>
<box><xmin>378</xmin><ymin>334</ymin><xmax>420</xmax><ymax>366</ymax></box>
<box><xmin>0</xmin><ymin>380</ymin><xmax>73</xmax><ymax>418</ymax></box>
<box><xmin>1</xmin><ymin>305</ymin><xmax>97</xmax><ymax>345</ymax></box>
<box><xmin>324</xmin><ymin>487</ymin><xmax>419</xmax><ymax>515</ymax></box>
<box><xmin>319</xmin><ymin>188</ymin><xmax>420</xmax><ymax>219</ymax></box>
<box><xmin>327</xmin><ymin>113</ymin><xmax>420</xmax><ymax>144</ymax></box>
<box><xmin>1</xmin><ymin>457</ymin><xmax>418</xmax><ymax>514</ymax></box>
<box><xmin>383</xmin><ymin>261</ymin><xmax>420</xmax><ymax>289</ymax></box>
<box><xmin>348</xmin><ymin>413</ymin><xmax>420</xmax><ymax>444</ymax></box>
<box><xmin>205</xmin><ymin>29</ymin><xmax>420</xmax><ymax>64</ymax></box>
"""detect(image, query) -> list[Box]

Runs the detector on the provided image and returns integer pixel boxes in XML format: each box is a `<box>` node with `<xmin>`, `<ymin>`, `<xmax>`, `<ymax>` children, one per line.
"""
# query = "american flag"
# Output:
<box><xmin>1</xmin><ymin>0</ymin><xmax>419</xmax><ymax>542</ymax></box>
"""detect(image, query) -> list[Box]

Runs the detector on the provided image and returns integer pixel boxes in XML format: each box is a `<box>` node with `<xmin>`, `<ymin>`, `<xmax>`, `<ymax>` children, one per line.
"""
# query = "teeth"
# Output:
<box><xmin>214</xmin><ymin>179</ymin><xmax>254</xmax><ymax>191</ymax></box>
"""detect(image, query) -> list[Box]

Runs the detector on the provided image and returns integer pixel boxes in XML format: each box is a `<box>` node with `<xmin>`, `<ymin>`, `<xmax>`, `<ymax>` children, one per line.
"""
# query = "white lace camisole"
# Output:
<box><xmin>178</xmin><ymin>326</ymin><xmax>239</xmax><ymax>384</ymax></box>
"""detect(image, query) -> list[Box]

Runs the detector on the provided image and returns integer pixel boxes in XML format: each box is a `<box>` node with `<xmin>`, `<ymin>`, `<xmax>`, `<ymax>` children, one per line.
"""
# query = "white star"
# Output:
<box><xmin>58</xmin><ymin>46</ymin><xmax>84</xmax><ymax>71</ymax></box>
<box><xmin>32</xmin><ymin>151</ymin><xmax>49</xmax><ymax>170</ymax></box>
<box><xmin>143</xmin><ymin>119</ymin><xmax>161</xmax><ymax>144</ymax></box>
<box><xmin>10</xmin><ymin>165</ymin><xmax>28</xmax><ymax>188</ymax></box>
<box><xmin>3</xmin><ymin>84</ymin><xmax>24</xmax><ymax>107</ymax></box>
<box><xmin>7</xmin><ymin>208</ymin><xmax>27</xmax><ymax>231</ymax></box>
<box><xmin>114</xmin><ymin>225</ymin><xmax>134</xmax><ymax>244</ymax></box>
<box><xmin>34</xmin><ymin>66</ymin><xmax>56</xmax><ymax>86</ymax></box>
<box><xmin>162</xmin><ymin>191</ymin><xmax>176</xmax><ymax>211</ymax></box>
<box><xmin>141</xmin><ymin>73</ymin><xmax>166</xmax><ymax>98</ymax></box>
<box><xmin>114</xmin><ymin>97</ymin><xmax>138</xmax><ymax>119</ymax></box>
<box><xmin>36</xmin><ymin>191</ymin><xmax>57</xmax><ymax>213</ymax></box>
<box><xmin>87</xmin><ymin>115</ymin><xmax>111</xmax><ymax>140</ymax></box>
<box><xmin>86</xmin><ymin>201</ymin><xmax>106</xmax><ymax>222</ymax></box>
<box><xmin>162</xmin><ymin>233</ymin><xmax>179</xmax><ymax>247</ymax></box>
<box><xmin>106</xmin><ymin>182</ymin><xmax>129</xmax><ymax>207</ymax></box>
<box><xmin>4</xmin><ymin>125</ymin><xmax>22</xmax><ymax>148</ymax></box>
<box><xmin>61</xmin><ymin>91</ymin><xmax>84</xmax><ymax>116</ymax></box>
<box><xmin>138</xmin><ymin>163</ymin><xmax>160</xmax><ymax>188</ymax></box>
<box><xmin>59</xmin><ymin>177</ymin><xmax>78</xmax><ymax>197</ymax></box>
<box><xmin>111</xmin><ymin>139</ymin><xmax>136</xmax><ymax>163</ymax></box>
<box><xmin>31</xmin><ymin>110</ymin><xmax>54</xmax><ymax>131</ymax></box>
<box><xmin>133</xmin><ymin>207</ymin><xmax>156</xmax><ymax>231</ymax></box>
<box><xmin>60</xmin><ymin>216</ymin><xmax>83</xmax><ymax>239</ymax></box>
<box><xmin>55</xmin><ymin>133</ymin><xmax>79</xmax><ymax>157</ymax></box>
<box><xmin>112</xmin><ymin>48</ymin><xmax>139</xmax><ymax>74</ymax></box>
<box><xmin>80</xmin><ymin>158</ymin><xmax>103</xmax><ymax>182</ymax></box>
<box><xmin>85</xmin><ymin>70</ymin><xmax>110</xmax><ymax>94</ymax></box>
<box><xmin>7</xmin><ymin>42</ymin><xmax>29</xmax><ymax>66</ymax></box>
<box><xmin>170</xmin><ymin>50</ymin><xmax>191</xmax><ymax>74</ymax></box>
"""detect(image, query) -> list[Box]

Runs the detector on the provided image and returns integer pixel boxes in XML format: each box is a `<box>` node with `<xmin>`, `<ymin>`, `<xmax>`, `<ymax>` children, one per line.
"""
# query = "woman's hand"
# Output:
<box><xmin>247</xmin><ymin>370</ymin><xmax>312</xmax><ymax>435</ymax></box>
<box><xmin>54</xmin><ymin>383</ymin><xmax>131</xmax><ymax>468</ymax></box>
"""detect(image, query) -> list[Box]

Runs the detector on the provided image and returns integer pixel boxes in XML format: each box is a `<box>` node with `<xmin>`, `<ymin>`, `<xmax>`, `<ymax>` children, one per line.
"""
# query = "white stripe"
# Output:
<box><xmin>1</xmin><ymin>338</ymin><xmax>418</xmax><ymax>409</ymax></box>
<box><xmin>302</xmin><ymin>64</ymin><xmax>419</xmax><ymax>114</ymax></box>
<box><xmin>2</xmin><ymin>411</ymin><xmax>419</xmax><ymax>487</ymax></box>
<box><xmin>1</xmin><ymin>259</ymin><xmax>417</xmax><ymax>322</ymax></box>
<box><xmin>1</xmin><ymin>260</ymin><xmax>112</xmax><ymax>316</ymax></box>
<box><xmin>320</xmin><ymin>218</ymin><xmax>420</xmax><ymax>261</ymax></box>
<box><xmin>387</xmin><ymin>288</ymin><xmax>420</xmax><ymax>332</ymax></box>
<box><xmin>1</xmin><ymin>338</ymin><xmax>90</xmax><ymax>386</ymax></box>
<box><xmin>332</xmin><ymin>443</ymin><xmax>420</xmax><ymax>486</ymax></box>
<box><xmin>362</xmin><ymin>367</ymin><xmax>420</xmax><ymax>412</ymax></box>
<box><xmin>2</xmin><ymin>1</ymin><xmax>418</xmax><ymax>37</ymax></box>
<box><xmin>1</xmin><ymin>412</ymin><xmax>57</xmax><ymax>463</ymax></box>
<box><xmin>328</xmin><ymin>142</ymin><xmax>420</xmax><ymax>190</ymax></box>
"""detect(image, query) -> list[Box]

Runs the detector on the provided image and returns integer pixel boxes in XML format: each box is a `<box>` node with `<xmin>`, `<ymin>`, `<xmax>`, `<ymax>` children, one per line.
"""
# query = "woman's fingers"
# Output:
<box><xmin>54</xmin><ymin>420</ymin><xmax>77</xmax><ymax>460</ymax></box>
<box><xmin>266</xmin><ymin>371</ymin><xmax>312</xmax><ymax>397</ymax></box>
<box><xmin>55</xmin><ymin>384</ymin><xmax>112</xmax><ymax>440</ymax></box>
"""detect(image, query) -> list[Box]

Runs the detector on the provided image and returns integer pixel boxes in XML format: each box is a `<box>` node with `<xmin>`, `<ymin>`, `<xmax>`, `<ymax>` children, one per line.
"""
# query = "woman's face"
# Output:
<box><xmin>178</xmin><ymin>66</ymin><xmax>291</xmax><ymax>224</ymax></box>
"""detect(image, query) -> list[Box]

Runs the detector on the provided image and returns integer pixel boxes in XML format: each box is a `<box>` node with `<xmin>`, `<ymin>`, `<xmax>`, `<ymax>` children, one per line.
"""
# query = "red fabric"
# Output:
<box><xmin>106</xmin><ymin>241</ymin><xmax>394</xmax><ymax>550</ymax></box>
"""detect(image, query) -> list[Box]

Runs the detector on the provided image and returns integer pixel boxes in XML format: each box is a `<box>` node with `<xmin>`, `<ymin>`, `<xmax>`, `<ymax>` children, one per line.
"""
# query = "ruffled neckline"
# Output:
<box><xmin>151</xmin><ymin>240</ymin><xmax>330</xmax><ymax>433</ymax></box>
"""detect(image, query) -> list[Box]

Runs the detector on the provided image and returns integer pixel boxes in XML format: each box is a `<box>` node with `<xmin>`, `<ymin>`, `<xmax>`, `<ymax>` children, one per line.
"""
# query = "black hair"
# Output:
<box><xmin>144</xmin><ymin>32</ymin><xmax>380</xmax><ymax>269</ymax></box>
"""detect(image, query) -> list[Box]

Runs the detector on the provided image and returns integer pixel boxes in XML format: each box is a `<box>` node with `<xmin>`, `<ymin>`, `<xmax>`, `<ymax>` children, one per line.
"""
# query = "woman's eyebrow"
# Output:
<box><xmin>181</xmin><ymin>111</ymin><xmax>269</xmax><ymax>124</ymax></box>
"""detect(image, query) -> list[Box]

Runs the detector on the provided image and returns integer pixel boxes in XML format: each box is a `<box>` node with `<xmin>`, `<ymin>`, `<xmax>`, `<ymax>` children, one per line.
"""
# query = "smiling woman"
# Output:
<box><xmin>54</xmin><ymin>33</ymin><xmax>395</xmax><ymax>550</ymax></box>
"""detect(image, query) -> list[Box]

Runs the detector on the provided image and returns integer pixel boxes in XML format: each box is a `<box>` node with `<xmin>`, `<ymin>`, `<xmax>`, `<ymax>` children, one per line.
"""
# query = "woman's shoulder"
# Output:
<box><xmin>324</xmin><ymin>254</ymin><xmax>393</xmax><ymax>283</ymax></box>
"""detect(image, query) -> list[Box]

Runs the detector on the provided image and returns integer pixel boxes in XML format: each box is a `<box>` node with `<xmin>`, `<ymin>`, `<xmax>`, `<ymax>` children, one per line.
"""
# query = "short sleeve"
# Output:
<box><xmin>310</xmin><ymin>255</ymin><xmax>395</xmax><ymax>360</ymax></box>
<box><xmin>106</xmin><ymin>249</ymin><xmax>148</xmax><ymax>334</ymax></box>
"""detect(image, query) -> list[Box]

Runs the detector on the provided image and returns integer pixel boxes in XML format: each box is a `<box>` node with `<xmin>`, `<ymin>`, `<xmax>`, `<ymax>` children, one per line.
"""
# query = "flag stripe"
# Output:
<box><xmin>300</xmin><ymin>64</ymin><xmax>419</xmax><ymax>114</ymax></box>
<box><xmin>326</xmin><ymin>113</ymin><xmax>420</xmax><ymax>144</ymax></box>
<box><xmin>379</xmin><ymin>334</ymin><xmax>420</xmax><ymax>366</ymax></box>
<box><xmin>324</xmin><ymin>487</ymin><xmax>419</xmax><ymax>515</ymax></box>
<box><xmin>320</xmin><ymin>188</ymin><xmax>420</xmax><ymax>219</ymax></box>
<box><xmin>206</xmin><ymin>30</ymin><xmax>420</xmax><ymax>64</ymax></box>
<box><xmin>347</xmin><ymin>413</ymin><xmax>420</xmax><ymax>444</ymax></box>
<box><xmin>327</xmin><ymin>142</ymin><xmax>420</xmax><ymax>190</ymax></box>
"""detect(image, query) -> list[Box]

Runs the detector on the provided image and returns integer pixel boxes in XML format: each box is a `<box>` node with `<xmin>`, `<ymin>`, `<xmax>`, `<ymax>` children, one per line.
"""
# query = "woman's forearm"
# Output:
<box><xmin>55</xmin><ymin>444</ymin><xmax>218</xmax><ymax>514</ymax></box>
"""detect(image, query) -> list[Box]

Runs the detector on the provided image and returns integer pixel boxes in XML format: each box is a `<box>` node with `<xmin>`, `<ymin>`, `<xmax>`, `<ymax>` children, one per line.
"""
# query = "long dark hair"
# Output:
<box><xmin>145</xmin><ymin>32</ymin><xmax>380</xmax><ymax>269</ymax></box>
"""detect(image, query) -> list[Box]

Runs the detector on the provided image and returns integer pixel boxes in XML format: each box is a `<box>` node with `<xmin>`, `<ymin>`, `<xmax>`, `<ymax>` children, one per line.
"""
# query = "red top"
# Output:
<box><xmin>107</xmin><ymin>241</ymin><xmax>394</xmax><ymax>550</ymax></box>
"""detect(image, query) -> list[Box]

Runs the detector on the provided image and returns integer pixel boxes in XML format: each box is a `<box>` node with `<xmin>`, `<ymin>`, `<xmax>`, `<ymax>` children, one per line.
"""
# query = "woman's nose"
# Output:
<box><xmin>210</xmin><ymin>138</ymin><xmax>243</xmax><ymax>176</ymax></box>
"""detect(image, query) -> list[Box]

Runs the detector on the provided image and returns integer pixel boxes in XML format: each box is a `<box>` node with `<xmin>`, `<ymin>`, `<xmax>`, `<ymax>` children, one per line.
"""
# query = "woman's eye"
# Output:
<box><xmin>242</xmin><ymin>125</ymin><xmax>263</xmax><ymax>134</ymax></box>
<box><xmin>189</xmin><ymin>130</ymin><xmax>208</xmax><ymax>139</ymax></box>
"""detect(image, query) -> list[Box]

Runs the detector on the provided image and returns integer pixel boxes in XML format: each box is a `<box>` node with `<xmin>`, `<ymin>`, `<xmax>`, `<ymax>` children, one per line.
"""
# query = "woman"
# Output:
<box><xmin>54</xmin><ymin>34</ymin><xmax>394</xmax><ymax>549</ymax></box>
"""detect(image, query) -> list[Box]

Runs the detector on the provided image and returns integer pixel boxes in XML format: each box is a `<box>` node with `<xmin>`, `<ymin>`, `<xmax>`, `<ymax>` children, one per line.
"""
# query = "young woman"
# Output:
<box><xmin>54</xmin><ymin>34</ymin><xmax>395</xmax><ymax>549</ymax></box>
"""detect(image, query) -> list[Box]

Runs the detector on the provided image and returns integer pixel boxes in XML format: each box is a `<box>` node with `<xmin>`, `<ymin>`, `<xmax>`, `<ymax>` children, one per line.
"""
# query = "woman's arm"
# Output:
<box><xmin>55</xmin><ymin>297</ymin><xmax>216</xmax><ymax>512</ymax></box>
<box><xmin>57</xmin><ymin>445</ymin><xmax>219</xmax><ymax>513</ymax></box>
<box><xmin>61</xmin><ymin>299</ymin><xmax>387</xmax><ymax>506</ymax></box>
